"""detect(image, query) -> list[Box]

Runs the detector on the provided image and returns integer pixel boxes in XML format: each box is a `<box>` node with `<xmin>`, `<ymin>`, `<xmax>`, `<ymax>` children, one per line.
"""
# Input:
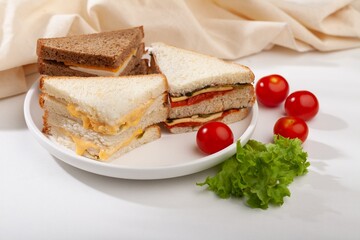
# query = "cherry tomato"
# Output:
<box><xmin>273</xmin><ymin>116</ymin><xmax>309</xmax><ymax>142</ymax></box>
<box><xmin>256</xmin><ymin>74</ymin><xmax>290</xmax><ymax>107</ymax></box>
<box><xmin>285</xmin><ymin>90</ymin><xmax>319</xmax><ymax>121</ymax></box>
<box><xmin>196</xmin><ymin>122</ymin><xmax>234</xmax><ymax>154</ymax></box>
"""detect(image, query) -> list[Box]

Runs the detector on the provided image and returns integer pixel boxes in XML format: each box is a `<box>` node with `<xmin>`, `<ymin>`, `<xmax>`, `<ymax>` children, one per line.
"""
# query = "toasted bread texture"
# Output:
<box><xmin>167</xmin><ymin>108</ymin><xmax>250</xmax><ymax>134</ymax></box>
<box><xmin>150</xmin><ymin>42</ymin><xmax>255</xmax><ymax>96</ymax></box>
<box><xmin>38</xmin><ymin>59</ymin><xmax>94</xmax><ymax>77</ymax></box>
<box><xmin>130</xmin><ymin>59</ymin><xmax>149</xmax><ymax>75</ymax></box>
<box><xmin>37</xmin><ymin>26</ymin><xmax>144</xmax><ymax>68</ymax></box>
<box><xmin>40</xmin><ymin>74</ymin><xmax>168</xmax><ymax>126</ymax></box>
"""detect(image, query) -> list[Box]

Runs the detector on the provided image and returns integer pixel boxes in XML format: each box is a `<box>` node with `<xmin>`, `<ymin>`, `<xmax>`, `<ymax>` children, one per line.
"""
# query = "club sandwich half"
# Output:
<box><xmin>37</xmin><ymin>26</ymin><xmax>147</xmax><ymax>77</ymax></box>
<box><xmin>40</xmin><ymin>74</ymin><xmax>168</xmax><ymax>161</ymax></box>
<box><xmin>150</xmin><ymin>42</ymin><xmax>255</xmax><ymax>133</ymax></box>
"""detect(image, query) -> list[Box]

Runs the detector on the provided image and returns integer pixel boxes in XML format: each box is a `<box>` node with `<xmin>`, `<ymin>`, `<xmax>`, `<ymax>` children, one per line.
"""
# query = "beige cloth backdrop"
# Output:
<box><xmin>1</xmin><ymin>0</ymin><xmax>360</xmax><ymax>98</ymax></box>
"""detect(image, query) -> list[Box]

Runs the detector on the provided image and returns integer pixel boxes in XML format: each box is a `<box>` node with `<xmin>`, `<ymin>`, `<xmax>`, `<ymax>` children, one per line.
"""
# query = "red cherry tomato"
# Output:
<box><xmin>273</xmin><ymin>116</ymin><xmax>309</xmax><ymax>142</ymax></box>
<box><xmin>196</xmin><ymin>122</ymin><xmax>234</xmax><ymax>154</ymax></box>
<box><xmin>256</xmin><ymin>74</ymin><xmax>290</xmax><ymax>107</ymax></box>
<box><xmin>285</xmin><ymin>90</ymin><xmax>319</xmax><ymax>121</ymax></box>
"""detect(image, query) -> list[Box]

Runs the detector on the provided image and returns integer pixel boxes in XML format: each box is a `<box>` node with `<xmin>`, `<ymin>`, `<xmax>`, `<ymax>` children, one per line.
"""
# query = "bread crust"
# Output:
<box><xmin>42</xmin><ymin>110</ymin><xmax>50</xmax><ymax>134</ymax></box>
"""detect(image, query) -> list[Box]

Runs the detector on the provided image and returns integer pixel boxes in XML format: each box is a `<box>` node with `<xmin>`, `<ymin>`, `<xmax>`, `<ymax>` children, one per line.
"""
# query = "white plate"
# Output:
<box><xmin>23</xmin><ymin>80</ymin><xmax>258</xmax><ymax>180</ymax></box>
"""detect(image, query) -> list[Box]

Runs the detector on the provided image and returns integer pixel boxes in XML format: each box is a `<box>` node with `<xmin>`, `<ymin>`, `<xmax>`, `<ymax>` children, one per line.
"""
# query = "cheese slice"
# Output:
<box><xmin>66</xmin><ymin>49</ymin><xmax>137</xmax><ymax>76</ymax></box>
<box><xmin>165</xmin><ymin>112</ymin><xmax>223</xmax><ymax>126</ymax></box>
<box><xmin>70</xmin><ymin>135</ymin><xmax>99</xmax><ymax>156</ymax></box>
<box><xmin>98</xmin><ymin>129</ymin><xmax>143</xmax><ymax>160</ymax></box>
<box><xmin>119</xmin><ymin>99</ymin><xmax>154</xmax><ymax>130</ymax></box>
<box><xmin>171</xmin><ymin>86</ymin><xmax>233</xmax><ymax>103</ymax></box>
<box><xmin>66</xmin><ymin>98</ymin><xmax>154</xmax><ymax>135</ymax></box>
<box><xmin>66</xmin><ymin>128</ymin><xmax>144</xmax><ymax>161</ymax></box>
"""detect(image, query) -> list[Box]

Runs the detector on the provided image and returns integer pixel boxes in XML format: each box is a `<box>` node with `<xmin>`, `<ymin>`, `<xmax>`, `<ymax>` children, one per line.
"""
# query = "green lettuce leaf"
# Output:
<box><xmin>197</xmin><ymin>135</ymin><xmax>309</xmax><ymax>209</ymax></box>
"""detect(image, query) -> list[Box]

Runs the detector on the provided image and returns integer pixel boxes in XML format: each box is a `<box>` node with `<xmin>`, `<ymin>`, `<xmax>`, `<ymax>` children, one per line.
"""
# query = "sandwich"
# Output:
<box><xmin>150</xmin><ymin>42</ymin><xmax>255</xmax><ymax>134</ymax></box>
<box><xmin>39</xmin><ymin>74</ymin><xmax>169</xmax><ymax>161</ymax></box>
<box><xmin>37</xmin><ymin>26</ymin><xmax>147</xmax><ymax>77</ymax></box>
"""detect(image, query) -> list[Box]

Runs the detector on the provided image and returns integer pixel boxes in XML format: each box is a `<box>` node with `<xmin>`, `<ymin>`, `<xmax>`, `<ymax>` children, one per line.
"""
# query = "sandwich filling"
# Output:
<box><xmin>61</xmin><ymin>127</ymin><xmax>145</xmax><ymax>160</ymax></box>
<box><xmin>169</xmin><ymin>84</ymin><xmax>250</xmax><ymax>108</ymax></box>
<box><xmin>65</xmin><ymin>49</ymin><xmax>137</xmax><ymax>77</ymax></box>
<box><xmin>66</xmin><ymin>97</ymin><xmax>154</xmax><ymax>135</ymax></box>
<box><xmin>164</xmin><ymin>109</ymin><xmax>243</xmax><ymax>129</ymax></box>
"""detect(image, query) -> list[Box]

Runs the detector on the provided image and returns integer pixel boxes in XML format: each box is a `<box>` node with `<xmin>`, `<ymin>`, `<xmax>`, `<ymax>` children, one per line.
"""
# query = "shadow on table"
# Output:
<box><xmin>0</xmin><ymin>94</ymin><xmax>27</xmax><ymax>130</ymax></box>
<box><xmin>310</xmin><ymin>111</ymin><xmax>348</xmax><ymax>131</ymax></box>
<box><xmin>306</xmin><ymin>139</ymin><xmax>342</xmax><ymax>161</ymax></box>
<box><xmin>54</xmin><ymin>157</ymin><xmax>217</xmax><ymax>209</ymax></box>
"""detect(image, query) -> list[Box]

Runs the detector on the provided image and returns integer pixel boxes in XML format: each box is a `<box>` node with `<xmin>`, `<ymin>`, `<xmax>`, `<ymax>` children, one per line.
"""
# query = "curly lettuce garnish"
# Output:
<box><xmin>197</xmin><ymin>136</ymin><xmax>309</xmax><ymax>209</ymax></box>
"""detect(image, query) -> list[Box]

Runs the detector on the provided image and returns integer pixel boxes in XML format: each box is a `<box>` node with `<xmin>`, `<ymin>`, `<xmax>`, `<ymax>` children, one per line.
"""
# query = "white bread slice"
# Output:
<box><xmin>150</xmin><ymin>42</ymin><xmax>255</xmax><ymax>96</ymax></box>
<box><xmin>168</xmin><ymin>84</ymin><xmax>255</xmax><ymax>119</ymax></box>
<box><xmin>40</xmin><ymin>74</ymin><xmax>168</xmax><ymax>127</ymax></box>
<box><xmin>43</xmin><ymin>96</ymin><xmax>167</xmax><ymax>147</ymax></box>
<box><xmin>48</xmin><ymin>125</ymin><xmax>161</xmax><ymax>161</ymax></box>
<box><xmin>40</xmin><ymin>92</ymin><xmax>168</xmax><ymax>137</ymax></box>
<box><xmin>167</xmin><ymin>108</ymin><xmax>250</xmax><ymax>134</ymax></box>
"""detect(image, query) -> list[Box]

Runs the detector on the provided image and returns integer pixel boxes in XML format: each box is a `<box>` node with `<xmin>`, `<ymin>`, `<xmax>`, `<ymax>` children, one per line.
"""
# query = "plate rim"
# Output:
<box><xmin>23</xmin><ymin>80</ymin><xmax>258</xmax><ymax>179</ymax></box>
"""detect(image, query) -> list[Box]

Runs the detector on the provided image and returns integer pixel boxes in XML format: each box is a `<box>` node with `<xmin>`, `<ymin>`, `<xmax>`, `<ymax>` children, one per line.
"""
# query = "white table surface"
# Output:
<box><xmin>1</xmin><ymin>46</ymin><xmax>360</xmax><ymax>240</ymax></box>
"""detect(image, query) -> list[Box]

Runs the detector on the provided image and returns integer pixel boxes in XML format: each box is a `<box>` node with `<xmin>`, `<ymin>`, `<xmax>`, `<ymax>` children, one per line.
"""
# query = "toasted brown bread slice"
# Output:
<box><xmin>38</xmin><ymin>60</ymin><xmax>94</xmax><ymax>77</ymax></box>
<box><xmin>128</xmin><ymin>59</ymin><xmax>149</xmax><ymax>75</ymax></box>
<box><xmin>38</xmin><ymin>58</ymin><xmax>148</xmax><ymax>77</ymax></box>
<box><xmin>37</xmin><ymin>26</ymin><xmax>144</xmax><ymax>68</ymax></box>
<box><xmin>38</xmin><ymin>43</ymin><xmax>146</xmax><ymax>77</ymax></box>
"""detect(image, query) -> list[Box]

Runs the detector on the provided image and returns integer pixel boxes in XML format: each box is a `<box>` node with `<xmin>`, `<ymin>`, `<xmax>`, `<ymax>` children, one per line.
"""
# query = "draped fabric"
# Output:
<box><xmin>1</xmin><ymin>0</ymin><xmax>360</xmax><ymax>98</ymax></box>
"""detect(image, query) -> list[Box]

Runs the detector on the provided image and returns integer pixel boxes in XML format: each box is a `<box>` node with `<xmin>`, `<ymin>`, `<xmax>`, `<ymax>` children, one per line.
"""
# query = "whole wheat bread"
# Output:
<box><xmin>38</xmin><ymin>43</ymin><xmax>147</xmax><ymax>77</ymax></box>
<box><xmin>37</xmin><ymin>26</ymin><xmax>144</xmax><ymax>68</ymax></box>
